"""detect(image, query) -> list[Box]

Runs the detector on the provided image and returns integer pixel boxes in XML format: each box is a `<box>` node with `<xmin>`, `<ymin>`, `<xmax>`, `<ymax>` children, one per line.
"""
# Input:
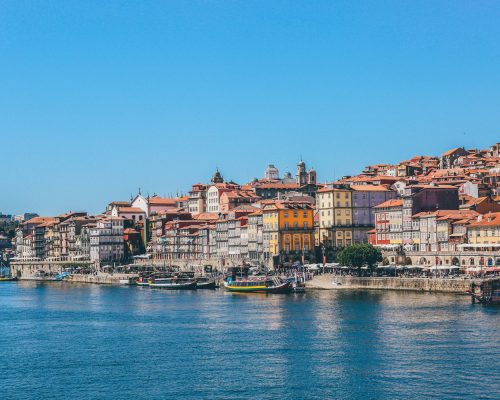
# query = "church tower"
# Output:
<box><xmin>211</xmin><ymin>168</ymin><xmax>224</xmax><ymax>184</ymax></box>
<box><xmin>296</xmin><ymin>160</ymin><xmax>307</xmax><ymax>185</ymax></box>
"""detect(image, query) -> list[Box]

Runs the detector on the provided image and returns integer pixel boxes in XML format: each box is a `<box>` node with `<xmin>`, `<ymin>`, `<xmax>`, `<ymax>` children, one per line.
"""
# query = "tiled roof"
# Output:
<box><xmin>118</xmin><ymin>207</ymin><xmax>145</xmax><ymax>213</ymax></box>
<box><xmin>469</xmin><ymin>213</ymin><xmax>500</xmax><ymax>227</ymax></box>
<box><xmin>148</xmin><ymin>196</ymin><xmax>177</xmax><ymax>206</ymax></box>
<box><xmin>192</xmin><ymin>213</ymin><xmax>220</xmax><ymax>220</ymax></box>
<box><xmin>442</xmin><ymin>147</ymin><xmax>461</xmax><ymax>156</ymax></box>
<box><xmin>24</xmin><ymin>217</ymin><xmax>56</xmax><ymax>225</ymax></box>
<box><xmin>350</xmin><ymin>185</ymin><xmax>391</xmax><ymax>192</ymax></box>
<box><xmin>374</xmin><ymin>199</ymin><xmax>403</xmax><ymax>208</ymax></box>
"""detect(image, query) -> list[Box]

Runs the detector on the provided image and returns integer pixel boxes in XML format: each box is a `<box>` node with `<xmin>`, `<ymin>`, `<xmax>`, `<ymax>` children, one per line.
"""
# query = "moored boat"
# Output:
<box><xmin>225</xmin><ymin>276</ymin><xmax>292</xmax><ymax>294</ymax></box>
<box><xmin>149</xmin><ymin>275</ymin><xmax>197</xmax><ymax>290</ymax></box>
<box><xmin>0</xmin><ymin>276</ymin><xmax>17</xmax><ymax>282</ymax></box>
<box><xmin>134</xmin><ymin>276</ymin><xmax>150</xmax><ymax>286</ymax></box>
<box><xmin>196</xmin><ymin>277</ymin><xmax>216</xmax><ymax>289</ymax></box>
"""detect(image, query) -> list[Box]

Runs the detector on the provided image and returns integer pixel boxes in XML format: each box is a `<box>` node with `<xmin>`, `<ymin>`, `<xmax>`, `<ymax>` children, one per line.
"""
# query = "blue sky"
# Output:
<box><xmin>1</xmin><ymin>1</ymin><xmax>499</xmax><ymax>215</ymax></box>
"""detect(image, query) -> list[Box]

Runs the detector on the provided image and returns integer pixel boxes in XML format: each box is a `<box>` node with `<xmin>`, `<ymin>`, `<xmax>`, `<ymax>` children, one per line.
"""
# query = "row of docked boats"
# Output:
<box><xmin>133</xmin><ymin>273</ymin><xmax>217</xmax><ymax>290</ymax></box>
<box><xmin>131</xmin><ymin>271</ymin><xmax>304</xmax><ymax>294</ymax></box>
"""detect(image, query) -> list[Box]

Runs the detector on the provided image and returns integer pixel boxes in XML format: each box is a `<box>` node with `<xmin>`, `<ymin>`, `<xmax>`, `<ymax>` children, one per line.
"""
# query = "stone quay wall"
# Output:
<box><xmin>307</xmin><ymin>274</ymin><xmax>482</xmax><ymax>293</ymax></box>
<box><xmin>10</xmin><ymin>260</ymin><xmax>96</xmax><ymax>279</ymax></box>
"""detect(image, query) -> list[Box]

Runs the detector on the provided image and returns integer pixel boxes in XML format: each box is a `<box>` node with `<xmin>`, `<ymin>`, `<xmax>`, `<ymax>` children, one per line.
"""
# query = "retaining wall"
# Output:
<box><xmin>307</xmin><ymin>274</ymin><xmax>482</xmax><ymax>293</ymax></box>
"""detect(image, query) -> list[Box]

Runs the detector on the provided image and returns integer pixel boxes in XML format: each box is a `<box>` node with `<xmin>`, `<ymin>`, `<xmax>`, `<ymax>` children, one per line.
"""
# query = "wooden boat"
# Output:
<box><xmin>225</xmin><ymin>276</ymin><xmax>292</xmax><ymax>294</ymax></box>
<box><xmin>149</xmin><ymin>276</ymin><xmax>197</xmax><ymax>290</ymax></box>
<box><xmin>196</xmin><ymin>277</ymin><xmax>216</xmax><ymax>289</ymax></box>
<box><xmin>134</xmin><ymin>276</ymin><xmax>150</xmax><ymax>286</ymax></box>
<box><xmin>0</xmin><ymin>276</ymin><xmax>17</xmax><ymax>282</ymax></box>
<box><xmin>288</xmin><ymin>272</ymin><xmax>306</xmax><ymax>293</ymax></box>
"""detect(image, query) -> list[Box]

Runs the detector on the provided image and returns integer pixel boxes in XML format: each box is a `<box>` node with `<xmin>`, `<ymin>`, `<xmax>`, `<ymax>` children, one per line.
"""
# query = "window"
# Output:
<box><xmin>303</xmin><ymin>222</ymin><xmax>308</xmax><ymax>229</ymax></box>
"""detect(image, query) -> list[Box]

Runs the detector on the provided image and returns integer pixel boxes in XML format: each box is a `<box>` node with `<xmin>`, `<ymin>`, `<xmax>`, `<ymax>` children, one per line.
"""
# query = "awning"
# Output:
<box><xmin>457</xmin><ymin>243</ymin><xmax>500</xmax><ymax>249</ymax></box>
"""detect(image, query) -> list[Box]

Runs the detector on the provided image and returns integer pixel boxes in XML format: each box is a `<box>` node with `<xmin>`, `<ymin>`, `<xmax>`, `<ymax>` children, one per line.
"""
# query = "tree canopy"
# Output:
<box><xmin>337</xmin><ymin>244</ymin><xmax>382</xmax><ymax>273</ymax></box>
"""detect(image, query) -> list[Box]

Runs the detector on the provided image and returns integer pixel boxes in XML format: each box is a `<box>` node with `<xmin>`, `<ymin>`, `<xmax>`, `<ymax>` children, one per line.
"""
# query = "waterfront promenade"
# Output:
<box><xmin>9</xmin><ymin>258</ymin><xmax>491</xmax><ymax>293</ymax></box>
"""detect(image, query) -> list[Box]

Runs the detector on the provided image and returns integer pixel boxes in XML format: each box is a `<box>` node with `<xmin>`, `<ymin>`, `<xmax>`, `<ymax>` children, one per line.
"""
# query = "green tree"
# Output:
<box><xmin>337</xmin><ymin>244</ymin><xmax>382</xmax><ymax>276</ymax></box>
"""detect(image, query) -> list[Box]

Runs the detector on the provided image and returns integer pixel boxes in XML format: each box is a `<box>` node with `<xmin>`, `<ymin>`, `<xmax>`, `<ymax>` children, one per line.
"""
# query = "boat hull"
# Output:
<box><xmin>226</xmin><ymin>282</ymin><xmax>292</xmax><ymax>294</ymax></box>
<box><xmin>149</xmin><ymin>281</ymin><xmax>197</xmax><ymax>290</ymax></box>
<box><xmin>196</xmin><ymin>280</ymin><xmax>216</xmax><ymax>290</ymax></box>
<box><xmin>0</xmin><ymin>277</ymin><xmax>17</xmax><ymax>282</ymax></box>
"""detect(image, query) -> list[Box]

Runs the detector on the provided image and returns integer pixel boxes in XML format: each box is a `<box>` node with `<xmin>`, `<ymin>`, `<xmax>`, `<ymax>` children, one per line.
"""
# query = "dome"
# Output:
<box><xmin>264</xmin><ymin>164</ymin><xmax>280</xmax><ymax>180</ymax></box>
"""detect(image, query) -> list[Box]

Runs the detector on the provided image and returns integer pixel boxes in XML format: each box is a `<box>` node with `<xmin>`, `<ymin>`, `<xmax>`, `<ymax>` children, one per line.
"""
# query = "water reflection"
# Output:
<box><xmin>0</xmin><ymin>283</ymin><xmax>498</xmax><ymax>400</ymax></box>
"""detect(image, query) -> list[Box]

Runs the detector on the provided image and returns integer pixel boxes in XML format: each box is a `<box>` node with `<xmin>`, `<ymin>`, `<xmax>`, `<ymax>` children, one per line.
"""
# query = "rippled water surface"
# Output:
<box><xmin>0</xmin><ymin>282</ymin><xmax>498</xmax><ymax>399</ymax></box>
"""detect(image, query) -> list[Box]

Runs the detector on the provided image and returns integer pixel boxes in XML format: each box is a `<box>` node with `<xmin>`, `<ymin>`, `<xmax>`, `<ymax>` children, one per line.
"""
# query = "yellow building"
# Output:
<box><xmin>316</xmin><ymin>187</ymin><xmax>352</xmax><ymax>247</ymax></box>
<box><xmin>262</xmin><ymin>200</ymin><xmax>315</xmax><ymax>258</ymax></box>
<box><xmin>468</xmin><ymin>213</ymin><xmax>500</xmax><ymax>244</ymax></box>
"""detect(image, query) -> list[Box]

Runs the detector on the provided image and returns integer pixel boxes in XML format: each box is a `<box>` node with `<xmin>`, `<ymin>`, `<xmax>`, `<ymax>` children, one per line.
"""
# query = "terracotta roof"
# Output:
<box><xmin>109</xmin><ymin>201</ymin><xmax>131</xmax><ymax>206</ymax></box>
<box><xmin>410</xmin><ymin>184</ymin><xmax>457</xmax><ymax>189</ymax></box>
<box><xmin>374</xmin><ymin>199</ymin><xmax>403</xmax><ymax>208</ymax></box>
<box><xmin>413</xmin><ymin>210</ymin><xmax>478</xmax><ymax>219</ymax></box>
<box><xmin>24</xmin><ymin>217</ymin><xmax>56</xmax><ymax>225</ymax></box>
<box><xmin>442</xmin><ymin>147</ymin><xmax>461</xmax><ymax>156</ymax></box>
<box><xmin>192</xmin><ymin>213</ymin><xmax>220</xmax><ymax>220</ymax></box>
<box><xmin>350</xmin><ymin>185</ymin><xmax>391</xmax><ymax>192</ymax></box>
<box><xmin>118</xmin><ymin>207</ymin><xmax>145</xmax><ymax>213</ymax></box>
<box><xmin>148</xmin><ymin>196</ymin><xmax>177</xmax><ymax>206</ymax></box>
<box><xmin>248</xmin><ymin>209</ymin><xmax>263</xmax><ymax>216</ymax></box>
<box><xmin>463</xmin><ymin>197</ymin><xmax>489</xmax><ymax>206</ymax></box>
<box><xmin>469</xmin><ymin>213</ymin><xmax>500</xmax><ymax>227</ymax></box>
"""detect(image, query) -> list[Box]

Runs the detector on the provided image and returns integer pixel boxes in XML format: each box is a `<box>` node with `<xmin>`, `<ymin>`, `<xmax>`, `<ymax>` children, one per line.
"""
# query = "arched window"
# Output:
<box><xmin>470</xmin><ymin>258</ymin><xmax>475</xmax><ymax>266</ymax></box>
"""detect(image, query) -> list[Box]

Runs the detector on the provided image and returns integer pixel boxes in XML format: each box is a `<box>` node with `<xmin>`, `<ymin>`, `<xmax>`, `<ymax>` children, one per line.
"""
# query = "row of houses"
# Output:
<box><xmin>10</xmin><ymin>143</ymin><xmax>500</xmax><ymax>266</ymax></box>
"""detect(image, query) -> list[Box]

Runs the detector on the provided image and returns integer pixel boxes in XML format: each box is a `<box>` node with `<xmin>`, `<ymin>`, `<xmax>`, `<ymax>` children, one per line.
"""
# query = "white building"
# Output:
<box><xmin>111</xmin><ymin>205</ymin><xmax>146</xmax><ymax>222</ymax></box>
<box><xmin>264</xmin><ymin>164</ymin><xmax>280</xmax><ymax>180</ymax></box>
<box><xmin>89</xmin><ymin>217</ymin><xmax>125</xmax><ymax>264</ymax></box>
<box><xmin>131</xmin><ymin>194</ymin><xmax>177</xmax><ymax>217</ymax></box>
<box><xmin>458</xmin><ymin>181</ymin><xmax>479</xmax><ymax>198</ymax></box>
<box><xmin>206</xmin><ymin>183</ymin><xmax>239</xmax><ymax>213</ymax></box>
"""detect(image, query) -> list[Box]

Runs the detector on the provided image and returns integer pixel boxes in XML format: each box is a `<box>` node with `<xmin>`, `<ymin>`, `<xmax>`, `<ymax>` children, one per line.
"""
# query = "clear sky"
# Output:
<box><xmin>1</xmin><ymin>1</ymin><xmax>499</xmax><ymax>216</ymax></box>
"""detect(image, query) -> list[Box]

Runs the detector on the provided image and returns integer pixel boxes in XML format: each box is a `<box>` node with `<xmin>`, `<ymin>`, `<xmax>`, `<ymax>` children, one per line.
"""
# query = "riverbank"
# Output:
<box><xmin>19</xmin><ymin>273</ymin><xmax>137</xmax><ymax>285</ymax></box>
<box><xmin>15</xmin><ymin>272</ymin><xmax>484</xmax><ymax>293</ymax></box>
<box><xmin>306</xmin><ymin>274</ymin><xmax>483</xmax><ymax>293</ymax></box>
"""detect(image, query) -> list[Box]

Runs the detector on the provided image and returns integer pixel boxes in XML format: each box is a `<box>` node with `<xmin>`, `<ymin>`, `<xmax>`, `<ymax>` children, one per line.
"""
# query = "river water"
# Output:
<box><xmin>0</xmin><ymin>282</ymin><xmax>498</xmax><ymax>399</ymax></box>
